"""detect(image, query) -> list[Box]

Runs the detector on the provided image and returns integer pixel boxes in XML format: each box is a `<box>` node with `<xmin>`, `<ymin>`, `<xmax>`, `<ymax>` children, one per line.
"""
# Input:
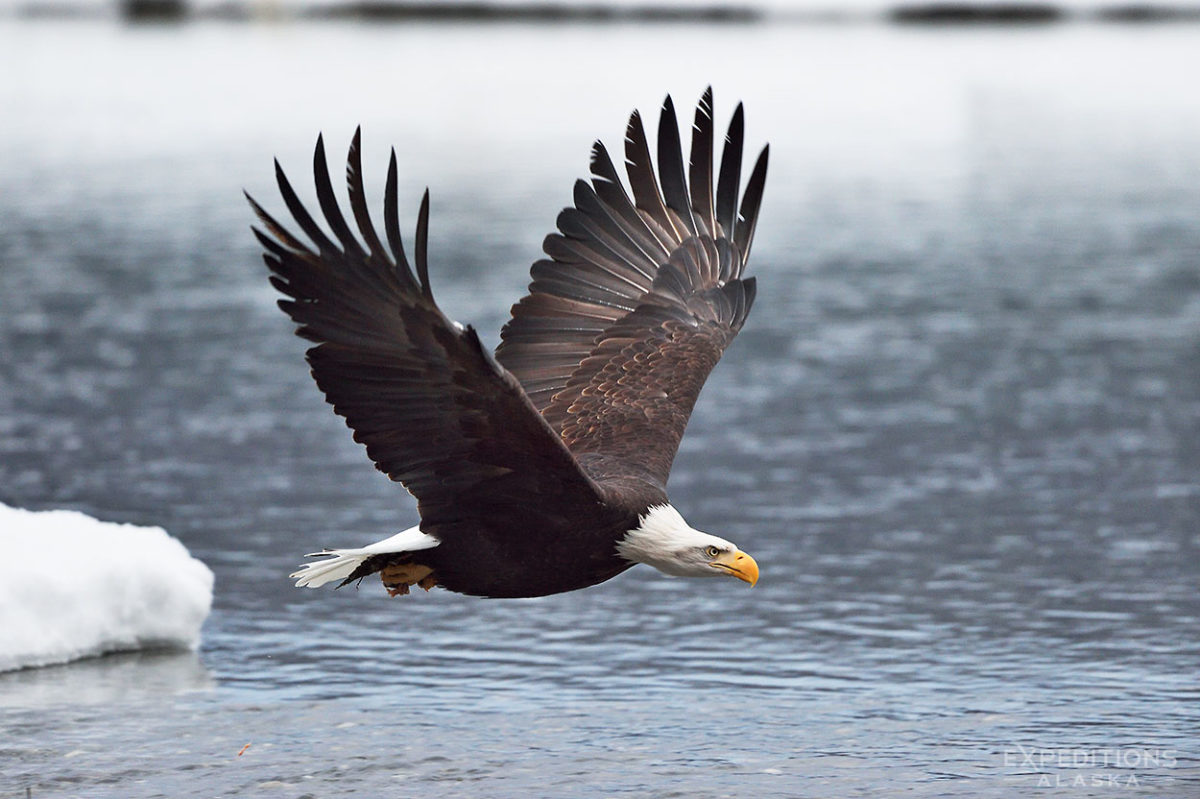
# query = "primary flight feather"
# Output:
<box><xmin>249</xmin><ymin>89</ymin><xmax>768</xmax><ymax>599</ymax></box>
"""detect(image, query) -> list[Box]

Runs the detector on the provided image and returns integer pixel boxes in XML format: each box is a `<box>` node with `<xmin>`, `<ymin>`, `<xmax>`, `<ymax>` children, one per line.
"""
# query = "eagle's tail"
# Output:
<box><xmin>290</xmin><ymin>551</ymin><xmax>365</xmax><ymax>588</ymax></box>
<box><xmin>289</xmin><ymin>525</ymin><xmax>439</xmax><ymax>589</ymax></box>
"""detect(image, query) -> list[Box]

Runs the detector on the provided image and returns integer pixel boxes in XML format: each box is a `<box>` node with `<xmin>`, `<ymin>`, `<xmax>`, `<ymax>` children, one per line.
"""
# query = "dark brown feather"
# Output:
<box><xmin>656</xmin><ymin>96</ymin><xmax>698</xmax><ymax>239</ymax></box>
<box><xmin>734</xmin><ymin>145</ymin><xmax>770</xmax><ymax>266</ymax></box>
<box><xmin>344</xmin><ymin>127</ymin><xmax>389</xmax><ymax>260</ymax></box>
<box><xmin>689</xmin><ymin>87</ymin><xmax>717</xmax><ymax>238</ymax></box>
<box><xmin>715</xmin><ymin>103</ymin><xmax>745</xmax><ymax>240</ymax></box>
<box><xmin>623</xmin><ymin>110</ymin><xmax>681</xmax><ymax>241</ymax></box>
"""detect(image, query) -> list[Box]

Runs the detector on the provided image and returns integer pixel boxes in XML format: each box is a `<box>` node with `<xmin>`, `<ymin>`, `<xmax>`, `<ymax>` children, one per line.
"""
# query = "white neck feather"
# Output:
<box><xmin>616</xmin><ymin>503</ymin><xmax>733</xmax><ymax>577</ymax></box>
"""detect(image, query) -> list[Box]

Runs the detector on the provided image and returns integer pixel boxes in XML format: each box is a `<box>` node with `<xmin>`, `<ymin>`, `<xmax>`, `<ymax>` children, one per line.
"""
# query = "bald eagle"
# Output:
<box><xmin>248</xmin><ymin>89</ymin><xmax>768</xmax><ymax>599</ymax></box>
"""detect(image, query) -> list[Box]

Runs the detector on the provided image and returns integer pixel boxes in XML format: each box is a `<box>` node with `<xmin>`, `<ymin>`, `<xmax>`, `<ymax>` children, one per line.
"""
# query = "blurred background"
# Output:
<box><xmin>1</xmin><ymin>1</ymin><xmax>1199</xmax><ymax>796</ymax></box>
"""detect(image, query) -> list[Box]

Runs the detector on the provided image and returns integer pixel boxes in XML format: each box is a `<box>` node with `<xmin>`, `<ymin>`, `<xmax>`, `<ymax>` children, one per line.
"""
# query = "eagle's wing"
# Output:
<box><xmin>248</xmin><ymin>131</ymin><xmax>603</xmax><ymax>538</ymax></box>
<box><xmin>495</xmin><ymin>89</ymin><xmax>769</xmax><ymax>485</ymax></box>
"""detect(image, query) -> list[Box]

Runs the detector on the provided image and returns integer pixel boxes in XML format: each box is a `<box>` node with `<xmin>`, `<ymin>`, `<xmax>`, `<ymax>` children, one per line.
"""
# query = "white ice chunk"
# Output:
<box><xmin>0</xmin><ymin>504</ymin><xmax>214</xmax><ymax>672</ymax></box>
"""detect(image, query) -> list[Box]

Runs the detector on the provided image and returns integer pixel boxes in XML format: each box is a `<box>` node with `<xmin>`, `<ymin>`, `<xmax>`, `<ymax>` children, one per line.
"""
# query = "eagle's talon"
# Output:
<box><xmin>385</xmin><ymin>582</ymin><xmax>410</xmax><ymax>597</ymax></box>
<box><xmin>380</xmin><ymin>562</ymin><xmax>434</xmax><ymax>597</ymax></box>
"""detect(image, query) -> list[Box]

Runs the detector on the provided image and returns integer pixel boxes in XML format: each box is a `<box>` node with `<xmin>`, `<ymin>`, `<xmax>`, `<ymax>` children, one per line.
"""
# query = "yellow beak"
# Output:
<box><xmin>709</xmin><ymin>549</ymin><xmax>759</xmax><ymax>586</ymax></box>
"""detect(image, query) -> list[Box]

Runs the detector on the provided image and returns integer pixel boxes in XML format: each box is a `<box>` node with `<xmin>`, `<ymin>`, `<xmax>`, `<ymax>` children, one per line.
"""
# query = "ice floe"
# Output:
<box><xmin>0</xmin><ymin>504</ymin><xmax>213</xmax><ymax>672</ymax></box>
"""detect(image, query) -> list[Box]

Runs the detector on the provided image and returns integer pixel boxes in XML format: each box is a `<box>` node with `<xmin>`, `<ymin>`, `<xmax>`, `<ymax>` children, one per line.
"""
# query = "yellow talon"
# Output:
<box><xmin>380</xmin><ymin>562</ymin><xmax>435</xmax><ymax>597</ymax></box>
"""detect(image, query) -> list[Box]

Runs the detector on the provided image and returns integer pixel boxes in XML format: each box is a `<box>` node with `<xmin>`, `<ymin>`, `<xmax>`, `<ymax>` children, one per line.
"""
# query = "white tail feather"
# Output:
<box><xmin>290</xmin><ymin>552</ymin><xmax>366</xmax><ymax>588</ymax></box>
<box><xmin>290</xmin><ymin>525</ymin><xmax>439</xmax><ymax>589</ymax></box>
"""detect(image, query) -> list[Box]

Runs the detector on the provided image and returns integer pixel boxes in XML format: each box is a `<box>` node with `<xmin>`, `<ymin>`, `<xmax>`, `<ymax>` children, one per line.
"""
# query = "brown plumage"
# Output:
<box><xmin>250</xmin><ymin>89</ymin><xmax>768</xmax><ymax>598</ymax></box>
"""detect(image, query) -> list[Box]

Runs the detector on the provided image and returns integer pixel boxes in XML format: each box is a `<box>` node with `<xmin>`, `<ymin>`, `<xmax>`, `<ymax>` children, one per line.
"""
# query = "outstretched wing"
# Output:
<box><xmin>496</xmin><ymin>89</ymin><xmax>769</xmax><ymax>485</ymax></box>
<box><xmin>248</xmin><ymin>131</ymin><xmax>602</xmax><ymax>540</ymax></box>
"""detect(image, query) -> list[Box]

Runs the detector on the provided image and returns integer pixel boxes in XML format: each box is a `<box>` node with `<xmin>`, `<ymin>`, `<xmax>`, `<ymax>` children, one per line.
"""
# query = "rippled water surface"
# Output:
<box><xmin>2</xmin><ymin>18</ymin><xmax>1199</xmax><ymax>797</ymax></box>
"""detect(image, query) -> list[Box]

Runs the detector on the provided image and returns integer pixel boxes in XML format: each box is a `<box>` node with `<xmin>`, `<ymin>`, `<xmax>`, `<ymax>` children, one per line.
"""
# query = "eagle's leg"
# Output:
<box><xmin>379</xmin><ymin>562</ymin><xmax>434</xmax><ymax>597</ymax></box>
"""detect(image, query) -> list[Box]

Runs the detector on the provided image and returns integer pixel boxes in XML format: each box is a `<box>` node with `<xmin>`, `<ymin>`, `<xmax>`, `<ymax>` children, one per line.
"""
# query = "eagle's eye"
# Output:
<box><xmin>704</xmin><ymin>545</ymin><xmax>721</xmax><ymax>558</ymax></box>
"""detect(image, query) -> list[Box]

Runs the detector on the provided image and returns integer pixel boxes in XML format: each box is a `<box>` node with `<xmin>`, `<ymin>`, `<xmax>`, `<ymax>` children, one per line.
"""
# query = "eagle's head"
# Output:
<box><xmin>617</xmin><ymin>504</ymin><xmax>759</xmax><ymax>586</ymax></box>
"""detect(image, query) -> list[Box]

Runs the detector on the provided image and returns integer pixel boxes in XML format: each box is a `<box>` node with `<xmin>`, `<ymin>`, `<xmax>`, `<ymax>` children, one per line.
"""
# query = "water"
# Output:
<box><xmin>2</xmin><ymin>17</ymin><xmax>1200</xmax><ymax>797</ymax></box>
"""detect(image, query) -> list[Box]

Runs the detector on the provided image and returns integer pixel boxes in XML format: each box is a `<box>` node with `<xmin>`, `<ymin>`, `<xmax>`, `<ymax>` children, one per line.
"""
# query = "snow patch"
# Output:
<box><xmin>0</xmin><ymin>504</ymin><xmax>213</xmax><ymax>672</ymax></box>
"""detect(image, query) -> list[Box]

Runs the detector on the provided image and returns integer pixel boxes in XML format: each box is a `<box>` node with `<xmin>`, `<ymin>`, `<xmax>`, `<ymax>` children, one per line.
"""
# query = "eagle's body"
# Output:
<box><xmin>379</xmin><ymin>473</ymin><xmax>660</xmax><ymax>598</ymax></box>
<box><xmin>249</xmin><ymin>90</ymin><xmax>768</xmax><ymax>599</ymax></box>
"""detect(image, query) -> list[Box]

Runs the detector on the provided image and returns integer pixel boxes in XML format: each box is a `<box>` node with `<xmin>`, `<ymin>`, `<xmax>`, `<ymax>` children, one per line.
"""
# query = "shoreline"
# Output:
<box><xmin>10</xmin><ymin>0</ymin><xmax>1200</xmax><ymax>25</ymax></box>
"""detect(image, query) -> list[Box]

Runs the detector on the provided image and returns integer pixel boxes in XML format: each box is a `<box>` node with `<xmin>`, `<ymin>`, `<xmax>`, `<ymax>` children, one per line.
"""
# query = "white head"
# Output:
<box><xmin>616</xmin><ymin>504</ymin><xmax>759</xmax><ymax>585</ymax></box>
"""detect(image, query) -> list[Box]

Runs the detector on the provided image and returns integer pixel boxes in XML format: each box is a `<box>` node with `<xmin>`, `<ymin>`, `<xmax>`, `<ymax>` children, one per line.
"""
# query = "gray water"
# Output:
<box><xmin>2</xmin><ymin>17</ymin><xmax>1199</xmax><ymax>798</ymax></box>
